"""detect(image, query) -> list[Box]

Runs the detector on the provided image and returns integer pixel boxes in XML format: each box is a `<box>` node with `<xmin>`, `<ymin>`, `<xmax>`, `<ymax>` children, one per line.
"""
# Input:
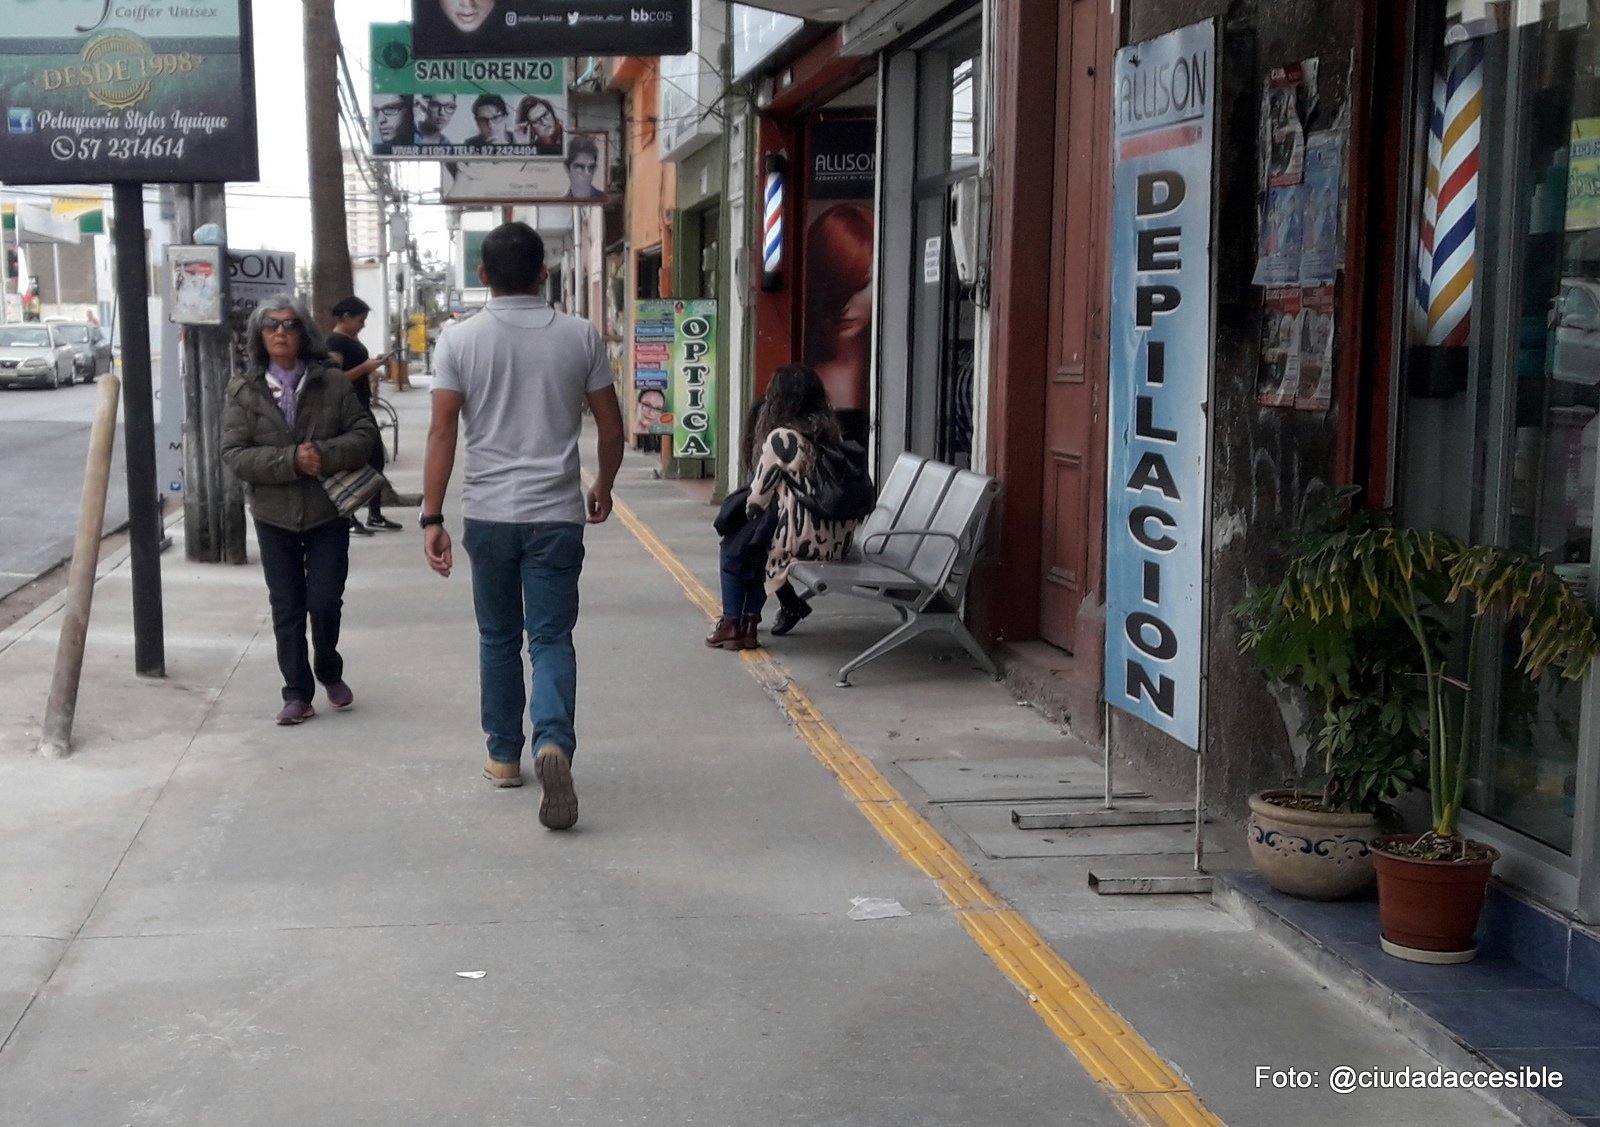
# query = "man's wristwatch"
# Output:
<box><xmin>419</xmin><ymin>513</ymin><xmax>445</xmax><ymax>529</ymax></box>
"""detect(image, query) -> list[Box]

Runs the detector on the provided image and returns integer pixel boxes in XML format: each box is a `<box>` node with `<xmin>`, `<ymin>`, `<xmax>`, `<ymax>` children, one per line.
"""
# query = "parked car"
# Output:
<box><xmin>50</xmin><ymin>321</ymin><xmax>112</xmax><ymax>383</ymax></box>
<box><xmin>0</xmin><ymin>324</ymin><xmax>75</xmax><ymax>389</ymax></box>
<box><xmin>1551</xmin><ymin>277</ymin><xmax>1600</xmax><ymax>385</ymax></box>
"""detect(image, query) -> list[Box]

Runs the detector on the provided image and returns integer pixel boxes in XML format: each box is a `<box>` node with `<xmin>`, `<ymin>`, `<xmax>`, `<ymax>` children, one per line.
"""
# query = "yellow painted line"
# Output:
<box><xmin>605</xmin><ymin>483</ymin><xmax>1223</xmax><ymax>1127</ymax></box>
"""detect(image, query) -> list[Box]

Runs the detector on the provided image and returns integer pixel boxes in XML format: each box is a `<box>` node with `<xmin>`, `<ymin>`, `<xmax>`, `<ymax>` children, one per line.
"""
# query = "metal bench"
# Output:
<box><xmin>788</xmin><ymin>452</ymin><xmax>1002</xmax><ymax>686</ymax></box>
<box><xmin>371</xmin><ymin>397</ymin><xmax>399</xmax><ymax>461</ymax></box>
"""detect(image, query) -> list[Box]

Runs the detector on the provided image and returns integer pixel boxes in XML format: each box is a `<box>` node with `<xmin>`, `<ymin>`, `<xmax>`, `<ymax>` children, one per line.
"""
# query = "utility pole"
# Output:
<box><xmin>173</xmin><ymin>184</ymin><xmax>246</xmax><ymax>564</ymax></box>
<box><xmin>305</xmin><ymin>0</ymin><xmax>353</xmax><ymax>331</ymax></box>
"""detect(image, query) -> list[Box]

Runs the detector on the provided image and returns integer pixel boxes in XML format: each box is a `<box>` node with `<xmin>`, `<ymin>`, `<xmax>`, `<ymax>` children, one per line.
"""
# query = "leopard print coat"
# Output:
<box><xmin>747</xmin><ymin>426</ymin><xmax>857</xmax><ymax>594</ymax></box>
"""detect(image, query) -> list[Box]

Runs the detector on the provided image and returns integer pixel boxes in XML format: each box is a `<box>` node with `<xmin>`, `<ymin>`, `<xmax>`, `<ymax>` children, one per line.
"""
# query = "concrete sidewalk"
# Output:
<box><xmin>0</xmin><ymin>382</ymin><xmax>1515</xmax><ymax>1126</ymax></box>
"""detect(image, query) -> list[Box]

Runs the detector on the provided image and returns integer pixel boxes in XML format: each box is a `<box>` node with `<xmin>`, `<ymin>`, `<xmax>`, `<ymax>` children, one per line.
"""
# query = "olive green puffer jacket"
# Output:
<box><xmin>221</xmin><ymin>361</ymin><xmax>378</xmax><ymax>531</ymax></box>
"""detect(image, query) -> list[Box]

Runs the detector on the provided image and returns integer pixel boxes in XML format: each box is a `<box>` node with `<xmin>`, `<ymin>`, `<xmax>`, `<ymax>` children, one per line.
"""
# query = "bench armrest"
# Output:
<box><xmin>861</xmin><ymin>528</ymin><xmax>964</xmax><ymax>554</ymax></box>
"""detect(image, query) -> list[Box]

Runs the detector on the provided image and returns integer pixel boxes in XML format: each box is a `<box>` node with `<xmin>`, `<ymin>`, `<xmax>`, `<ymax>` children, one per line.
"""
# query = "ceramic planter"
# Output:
<box><xmin>1246</xmin><ymin>790</ymin><xmax>1378</xmax><ymax>900</ymax></box>
<box><xmin>1372</xmin><ymin>833</ymin><xmax>1499</xmax><ymax>964</ymax></box>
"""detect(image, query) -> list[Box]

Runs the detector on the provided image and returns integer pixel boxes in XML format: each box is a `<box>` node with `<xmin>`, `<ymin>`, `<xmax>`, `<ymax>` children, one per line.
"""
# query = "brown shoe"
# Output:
<box><xmin>483</xmin><ymin>759</ymin><xmax>523</xmax><ymax>788</ymax></box>
<box><xmin>739</xmin><ymin>614</ymin><xmax>761</xmax><ymax>650</ymax></box>
<box><xmin>533</xmin><ymin>744</ymin><xmax>578</xmax><ymax>830</ymax></box>
<box><xmin>704</xmin><ymin>616</ymin><xmax>743</xmax><ymax>649</ymax></box>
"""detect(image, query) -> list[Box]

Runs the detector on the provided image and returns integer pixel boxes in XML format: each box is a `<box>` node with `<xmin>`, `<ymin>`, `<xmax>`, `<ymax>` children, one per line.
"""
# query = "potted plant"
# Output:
<box><xmin>1238</xmin><ymin>494</ymin><xmax>1431</xmax><ymax>900</ymax></box>
<box><xmin>1255</xmin><ymin>496</ymin><xmax>1600</xmax><ymax>961</ymax></box>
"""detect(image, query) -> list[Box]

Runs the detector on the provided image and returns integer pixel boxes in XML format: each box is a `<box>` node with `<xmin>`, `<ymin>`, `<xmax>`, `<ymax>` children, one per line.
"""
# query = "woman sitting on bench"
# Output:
<box><xmin>707</xmin><ymin>365</ymin><xmax>860</xmax><ymax>651</ymax></box>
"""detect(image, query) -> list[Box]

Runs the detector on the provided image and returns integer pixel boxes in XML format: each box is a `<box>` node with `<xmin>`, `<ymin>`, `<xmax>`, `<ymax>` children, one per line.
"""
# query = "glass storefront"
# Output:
<box><xmin>909</xmin><ymin>21</ymin><xmax>982</xmax><ymax>467</ymax></box>
<box><xmin>1397</xmin><ymin>1</ymin><xmax>1600</xmax><ymax>873</ymax></box>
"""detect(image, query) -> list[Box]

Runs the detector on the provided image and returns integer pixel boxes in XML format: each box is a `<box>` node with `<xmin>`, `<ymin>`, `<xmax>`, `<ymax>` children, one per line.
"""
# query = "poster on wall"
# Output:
<box><xmin>440</xmin><ymin>133</ymin><xmax>613</xmax><ymax>204</ymax></box>
<box><xmin>370</xmin><ymin>23</ymin><xmax>566</xmax><ymax>160</ymax></box>
<box><xmin>632</xmin><ymin>300</ymin><xmax>717</xmax><ymax>459</ymax></box>
<box><xmin>1256</xmin><ymin>287</ymin><xmax>1302</xmax><ymax>408</ymax></box>
<box><xmin>1294</xmin><ymin>286</ymin><xmax>1337</xmax><ymax>411</ymax></box>
<box><xmin>410</xmin><ymin>0</ymin><xmax>691</xmax><ymax>58</ymax></box>
<box><xmin>1104</xmin><ymin>19</ymin><xmax>1216</xmax><ymax>751</ymax></box>
<box><xmin>1262</xmin><ymin>64</ymin><xmax>1306</xmax><ymax>188</ymax></box>
<box><xmin>1568</xmin><ymin>118</ymin><xmax>1600</xmax><ymax>231</ymax></box>
<box><xmin>1299</xmin><ymin>132</ymin><xmax>1344</xmax><ymax>284</ymax></box>
<box><xmin>800</xmin><ymin>117</ymin><xmax>877</xmax><ymax>446</ymax></box>
<box><xmin>1254</xmin><ymin>186</ymin><xmax>1306</xmax><ymax>286</ymax></box>
<box><xmin>0</xmin><ymin>0</ymin><xmax>259</xmax><ymax>184</ymax></box>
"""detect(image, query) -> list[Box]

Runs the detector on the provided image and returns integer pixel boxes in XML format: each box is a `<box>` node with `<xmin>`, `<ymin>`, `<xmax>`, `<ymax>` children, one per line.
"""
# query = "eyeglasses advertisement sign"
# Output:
<box><xmin>410</xmin><ymin>1</ymin><xmax>691</xmax><ymax>58</ymax></box>
<box><xmin>633</xmin><ymin>300</ymin><xmax>716</xmax><ymax>459</ymax></box>
<box><xmin>1103</xmin><ymin>20</ymin><xmax>1216</xmax><ymax>751</ymax></box>
<box><xmin>0</xmin><ymin>0</ymin><xmax>259</xmax><ymax>184</ymax></box>
<box><xmin>370</xmin><ymin>22</ymin><xmax>567</xmax><ymax>161</ymax></box>
<box><xmin>440</xmin><ymin>131</ymin><xmax>613</xmax><ymax>205</ymax></box>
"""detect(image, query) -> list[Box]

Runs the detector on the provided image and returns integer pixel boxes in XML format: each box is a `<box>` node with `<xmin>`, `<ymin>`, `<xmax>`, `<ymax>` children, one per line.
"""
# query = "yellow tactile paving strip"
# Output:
<box><xmin>608</xmin><ymin>490</ymin><xmax>1223</xmax><ymax>1127</ymax></box>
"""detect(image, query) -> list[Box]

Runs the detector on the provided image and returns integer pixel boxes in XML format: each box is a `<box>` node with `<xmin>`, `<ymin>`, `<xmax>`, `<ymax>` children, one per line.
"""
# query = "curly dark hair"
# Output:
<box><xmin>743</xmin><ymin>364</ymin><xmax>842</xmax><ymax>474</ymax></box>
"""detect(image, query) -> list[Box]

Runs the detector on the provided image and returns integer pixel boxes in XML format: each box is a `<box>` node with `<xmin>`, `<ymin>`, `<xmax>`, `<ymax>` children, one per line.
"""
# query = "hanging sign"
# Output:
<box><xmin>0</xmin><ymin>0</ymin><xmax>259</xmax><ymax>184</ymax></box>
<box><xmin>369</xmin><ymin>23</ymin><xmax>567</xmax><ymax>161</ymax></box>
<box><xmin>410</xmin><ymin>1</ymin><xmax>691</xmax><ymax>58</ymax></box>
<box><xmin>1103</xmin><ymin>20</ymin><xmax>1216</xmax><ymax>751</ymax></box>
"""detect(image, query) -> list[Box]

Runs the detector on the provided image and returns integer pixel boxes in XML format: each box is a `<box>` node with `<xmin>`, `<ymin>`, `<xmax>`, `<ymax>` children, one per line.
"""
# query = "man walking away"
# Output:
<box><xmin>421</xmin><ymin>222</ymin><xmax>625</xmax><ymax>830</ymax></box>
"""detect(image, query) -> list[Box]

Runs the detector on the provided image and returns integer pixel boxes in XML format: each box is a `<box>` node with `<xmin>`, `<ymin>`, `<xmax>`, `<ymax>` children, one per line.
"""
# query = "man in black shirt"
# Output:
<box><xmin>326</xmin><ymin>297</ymin><xmax>399</xmax><ymax>533</ymax></box>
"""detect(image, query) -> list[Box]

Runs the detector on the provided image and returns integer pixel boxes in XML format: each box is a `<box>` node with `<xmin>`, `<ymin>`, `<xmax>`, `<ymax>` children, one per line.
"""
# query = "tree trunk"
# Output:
<box><xmin>304</xmin><ymin>0</ymin><xmax>352</xmax><ymax>332</ymax></box>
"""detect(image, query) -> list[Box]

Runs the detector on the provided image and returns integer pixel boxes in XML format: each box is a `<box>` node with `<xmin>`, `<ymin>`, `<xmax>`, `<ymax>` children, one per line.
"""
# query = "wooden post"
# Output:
<box><xmin>38</xmin><ymin>376</ymin><xmax>122</xmax><ymax>758</ymax></box>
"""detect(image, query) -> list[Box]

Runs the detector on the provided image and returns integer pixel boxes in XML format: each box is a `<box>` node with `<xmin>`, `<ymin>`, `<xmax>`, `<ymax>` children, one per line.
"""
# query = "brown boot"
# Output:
<box><xmin>739</xmin><ymin>614</ymin><xmax>761</xmax><ymax>649</ymax></box>
<box><xmin>705</xmin><ymin>617</ymin><xmax>743</xmax><ymax>649</ymax></box>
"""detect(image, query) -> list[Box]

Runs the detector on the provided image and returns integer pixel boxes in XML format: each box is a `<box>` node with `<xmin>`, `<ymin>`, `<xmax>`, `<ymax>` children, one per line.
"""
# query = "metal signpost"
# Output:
<box><xmin>0</xmin><ymin>0</ymin><xmax>260</xmax><ymax>678</ymax></box>
<box><xmin>1017</xmin><ymin>21</ymin><xmax>1219</xmax><ymax>894</ymax></box>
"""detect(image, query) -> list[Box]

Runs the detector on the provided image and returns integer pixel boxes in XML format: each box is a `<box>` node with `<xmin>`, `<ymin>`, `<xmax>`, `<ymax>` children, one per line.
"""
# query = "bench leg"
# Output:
<box><xmin>944</xmin><ymin>616</ymin><xmax>1001</xmax><ymax>681</ymax></box>
<box><xmin>836</xmin><ymin>608</ymin><xmax>935</xmax><ymax>687</ymax></box>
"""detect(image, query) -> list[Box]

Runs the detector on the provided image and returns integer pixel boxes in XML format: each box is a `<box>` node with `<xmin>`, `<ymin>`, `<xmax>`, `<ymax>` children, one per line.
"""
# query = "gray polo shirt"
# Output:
<box><xmin>431</xmin><ymin>297</ymin><xmax>614</xmax><ymax>524</ymax></box>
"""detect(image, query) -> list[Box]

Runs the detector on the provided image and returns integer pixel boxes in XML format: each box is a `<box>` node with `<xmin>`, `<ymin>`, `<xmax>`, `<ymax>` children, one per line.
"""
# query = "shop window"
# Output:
<box><xmin>1397</xmin><ymin>2</ymin><xmax>1600</xmax><ymax>855</ymax></box>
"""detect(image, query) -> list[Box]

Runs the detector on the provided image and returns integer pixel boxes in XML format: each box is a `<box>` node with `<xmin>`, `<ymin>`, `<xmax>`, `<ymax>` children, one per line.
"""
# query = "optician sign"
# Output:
<box><xmin>410</xmin><ymin>1</ymin><xmax>691</xmax><ymax>58</ymax></box>
<box><xmin>633</xmin><ymin>299</ymin><xmax>716</xmax><ymax>458</ymax></box>
<box><xmin>1103</xmin><ymin>20</ymin><xmax>1216</xmax><ymax>750</ymax></box>
<box><xmin>370</xmin><ymin>23</ymin><xmax>566</xmax><ymax>161</ymax></box>
<box><xmin>440</xmin><ymin>132</ymin><xmax>613</xmax><ymax>204</ymax></box>
<box><xmin>0</xmin><ymin>0</ymin><xmax>258</xmax><ymax>184</ymax></box>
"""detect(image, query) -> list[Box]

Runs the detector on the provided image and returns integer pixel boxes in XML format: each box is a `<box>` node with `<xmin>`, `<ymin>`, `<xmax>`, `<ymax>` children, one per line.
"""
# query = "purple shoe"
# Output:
<box><xmin>325</xmin><ymin>681</ymin><xmax>354</xmax><ymax>710</ymax></box>
<box><xmin>275</xmin><ymin>700</ymin><xmax>315</xmax><ymax>725</ymax></box>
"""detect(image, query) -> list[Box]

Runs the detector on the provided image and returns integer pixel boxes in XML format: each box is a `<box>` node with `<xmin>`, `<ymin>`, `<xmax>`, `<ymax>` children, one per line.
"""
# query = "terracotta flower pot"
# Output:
<box><xmin>1246</xmin><ymin>790</ymin><xmax>1378</xmax><ymax>900</ymax></box>
<box><xmin>1372</xmin><ymin>833</ymin><xmax>1499</xmax><ymax>964</ymax></box>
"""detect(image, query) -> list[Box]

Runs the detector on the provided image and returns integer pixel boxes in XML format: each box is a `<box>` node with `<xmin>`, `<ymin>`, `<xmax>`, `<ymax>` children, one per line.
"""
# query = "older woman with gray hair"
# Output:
<box><xmin>222</xmin><ymin>295</ymin><xmax>378</xmax><ymax>725</ymax></box>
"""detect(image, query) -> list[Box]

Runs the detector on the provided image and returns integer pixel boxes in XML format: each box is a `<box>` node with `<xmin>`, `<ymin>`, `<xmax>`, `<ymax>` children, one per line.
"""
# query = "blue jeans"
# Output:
<box><xmin>719</xmin><ymin>538</ymin><xmax>767</xmax><ymax>619</ymax></box>
<box><xmin>462</xmin><ymin>519</ymin><xmax>585</xmax><ymax>764</ymax></box>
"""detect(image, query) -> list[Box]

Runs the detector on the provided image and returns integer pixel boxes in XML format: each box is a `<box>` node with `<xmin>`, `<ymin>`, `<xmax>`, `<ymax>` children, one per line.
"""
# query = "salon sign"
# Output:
<box><xmin>0</xmin><ymin>0</ymin><xmax>258</xmax><ymax>184</ymax></box>
<box><xmin>1103</xmin><ymin>20</ymin><xmax>1216</xmax><ymax>750</ymax></box>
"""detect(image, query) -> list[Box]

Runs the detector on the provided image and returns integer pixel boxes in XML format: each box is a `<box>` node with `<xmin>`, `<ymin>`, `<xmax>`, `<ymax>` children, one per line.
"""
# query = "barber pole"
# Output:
<box><xmin>1416</xmin><ymin>38</ymin><xmax>1482</xmax><ymax>348</ymax></box>
<box><xmin>761</xmin><ymin>153</ymin><xmax>785</xmax><ymax>292</ymax></box>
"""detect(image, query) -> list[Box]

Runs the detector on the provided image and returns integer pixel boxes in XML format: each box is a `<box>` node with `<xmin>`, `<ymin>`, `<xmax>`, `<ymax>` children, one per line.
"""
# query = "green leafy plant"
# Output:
<box><xmin>1238</xmin><ymin>492</ymin><xmax>1431</xmax><ymax>819</ymax></box>
<box><xmin>1242</xmin><ymin>489</ymin><xmax>1600</xmax><ymax>859</ymax></box>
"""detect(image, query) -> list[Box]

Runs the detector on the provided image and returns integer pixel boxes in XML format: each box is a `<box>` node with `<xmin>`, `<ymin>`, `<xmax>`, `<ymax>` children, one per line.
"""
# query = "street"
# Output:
<box><xmin>0</xmin><ymin>379</ymin><xmax>130</xmax><ymax>601</ymax></box>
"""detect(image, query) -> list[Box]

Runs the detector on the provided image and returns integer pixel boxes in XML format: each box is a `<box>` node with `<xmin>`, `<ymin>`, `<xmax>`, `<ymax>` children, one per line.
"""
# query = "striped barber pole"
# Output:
<box><xmin>1416</xmin><ymin>38</ymin><xmax>1483</xmax><ymax>349</ymax></box>
<box><xmin>763</xmin><ymin>168</ymin><xmax>783</xmax><ymax>281</ymax></box>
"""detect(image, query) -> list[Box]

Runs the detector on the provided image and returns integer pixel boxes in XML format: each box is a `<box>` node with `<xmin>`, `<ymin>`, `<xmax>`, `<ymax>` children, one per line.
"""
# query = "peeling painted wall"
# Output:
<box><xmin>1116</xmin><ymin>0</ymin><xmax>1362</xmax><ymax>818</ymax></box>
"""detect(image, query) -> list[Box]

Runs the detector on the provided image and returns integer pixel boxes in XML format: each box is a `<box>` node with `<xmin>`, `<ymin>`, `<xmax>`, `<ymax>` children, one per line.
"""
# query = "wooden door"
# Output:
<box><xmin>1038</xmin><ymin>0</ymin><xmax>1111</xmax><ymax>651</ymax></box>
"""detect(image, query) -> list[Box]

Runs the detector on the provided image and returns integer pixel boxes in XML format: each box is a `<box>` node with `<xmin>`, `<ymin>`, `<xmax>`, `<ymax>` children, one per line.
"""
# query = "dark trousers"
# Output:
<box><xmin>255</xmin><ymin>518</ymin><xmax>351</xmax><ymax>702</ymax></box>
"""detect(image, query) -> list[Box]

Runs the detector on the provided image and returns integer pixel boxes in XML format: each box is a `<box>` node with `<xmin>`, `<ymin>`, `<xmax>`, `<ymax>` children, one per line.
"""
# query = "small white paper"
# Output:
<box><xmin>455</xmin><ymin>970</ymin><xmax>487</xmax><ymax>979</ymax></box>
<box><xmin>924</xmin><ymin>236</ymin><xmax>943</xmax><ymax>284</ymax></box>
<box><xmin>848</xmin><ymin>897</ymin><xmax>910</xmax><ymax>921</ymax></box>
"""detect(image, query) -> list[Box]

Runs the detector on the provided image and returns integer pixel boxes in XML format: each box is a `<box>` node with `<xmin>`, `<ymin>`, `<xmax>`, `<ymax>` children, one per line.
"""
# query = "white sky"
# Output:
<box><xmin>224</xmin><ymin>0</ymin><xmax>452</xmax><ymax>265</ymax></box>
